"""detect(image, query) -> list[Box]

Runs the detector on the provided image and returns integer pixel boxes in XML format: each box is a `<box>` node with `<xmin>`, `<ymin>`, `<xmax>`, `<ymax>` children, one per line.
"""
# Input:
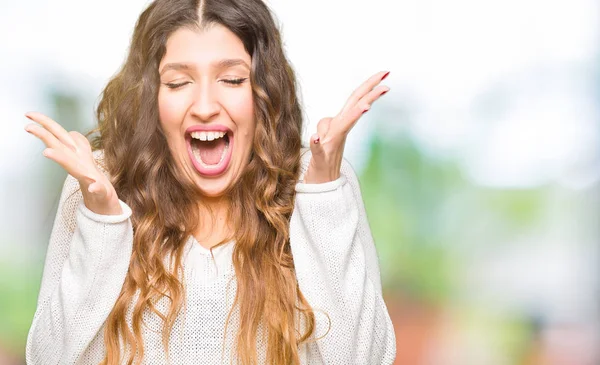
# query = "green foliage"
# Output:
<box><xmin>360</xmin><ymin>127</ymin><xmax>546</xmax><ymax>305</ymax></box>
<box><xmin>0</xmin><ymin>259</ymin><xmax>42</xmax><ymax>359</ymax></box>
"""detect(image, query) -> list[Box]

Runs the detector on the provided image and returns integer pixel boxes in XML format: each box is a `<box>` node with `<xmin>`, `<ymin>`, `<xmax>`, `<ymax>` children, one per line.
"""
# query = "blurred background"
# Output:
<box><xmin>1</xmin><ymin>0</ymin><xmax>599</xmax><ymax>364</ymax></box>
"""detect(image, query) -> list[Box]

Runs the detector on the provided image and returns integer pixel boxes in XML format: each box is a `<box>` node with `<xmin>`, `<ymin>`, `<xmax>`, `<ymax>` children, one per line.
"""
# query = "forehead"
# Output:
<box><xmin>160</xmin><ymin>24</ymin><xmax>251</xmax><ymax>69</ymax></box>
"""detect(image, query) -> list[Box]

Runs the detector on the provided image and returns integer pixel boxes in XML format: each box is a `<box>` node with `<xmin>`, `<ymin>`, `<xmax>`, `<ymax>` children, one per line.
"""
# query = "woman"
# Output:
<box><xmin>24</xmin><ymin>0</ymin><xmax>395</xmax><ymax>363</ymax></box>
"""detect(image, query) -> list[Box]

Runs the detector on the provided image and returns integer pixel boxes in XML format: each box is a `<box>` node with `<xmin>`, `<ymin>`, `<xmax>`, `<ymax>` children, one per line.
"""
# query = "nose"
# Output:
<box><xmin>189</xmin><ymin>80</ymin><xmax>221</xmax><ymax>121</ymax></box>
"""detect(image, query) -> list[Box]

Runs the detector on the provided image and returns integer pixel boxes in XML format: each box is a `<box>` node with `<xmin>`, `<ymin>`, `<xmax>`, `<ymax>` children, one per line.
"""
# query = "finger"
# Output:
<box><xmin>69</xmin><ymin>131</ymin><xmax>92</xmax><ymax>153</ymax></box>
<box><xmin>25</xmin><ymin>112</ymin><xmax>78</xmax><ymax>152</ymax></box>
<box><xmin>39</xmin><ymin>148</ymin><xmax>80</xmax><ymax>177</ymax></box>
<box><xmin>340</xmin><ymin>71</ymin><xmax>389</xmax><ymax>116</ymax></box>
<box><xmin>25</xmin><ymin>122</ymin><xmax>70</xmax><ymax>152</ymax></box>
<box><xmin>358</xmin><ymin>85</ymin><xmax>389</xmax><ymax>110</ymax></box>
<box><xmin>337</xmin><ymin>86</ymin><xmax>390</xmax><ymax>135</ymax></box>
<box><xmin>316</xmin><ymin>117</ymin><xmax>332</xmax><ymax>139</ymax></box>
<box><xmin>39</xmin><ymin>147</ymin><xmax>74</xmax><ymax>174</ymax></box>
<box><xmin>38</xmin><ymin>145</ymin><xmax>98</xmax><ymax>188</ymax></box>
<box><xmin>309</xmin><ymin>130</ymin><xmax>324</xmax><ymax>157</ymax></box>
<box><xmin>310</xmin><ymin>133</ymin><xmax>320</xmax><ymax>145</ymax></box>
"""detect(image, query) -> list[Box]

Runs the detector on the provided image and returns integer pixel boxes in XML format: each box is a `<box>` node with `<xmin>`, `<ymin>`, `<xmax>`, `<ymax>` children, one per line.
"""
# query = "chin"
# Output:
<box><xmin>192</xmin><ymin>173</ymin><xmax>235</xmax><ymax>199</ymax></box>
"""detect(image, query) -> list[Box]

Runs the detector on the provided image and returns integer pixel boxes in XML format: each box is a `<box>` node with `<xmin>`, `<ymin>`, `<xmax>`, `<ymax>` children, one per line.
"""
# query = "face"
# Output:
<box><xmin>158</xmin><ymin>24</ymin><xmax>255</xmax><ymax>200</ymax></box>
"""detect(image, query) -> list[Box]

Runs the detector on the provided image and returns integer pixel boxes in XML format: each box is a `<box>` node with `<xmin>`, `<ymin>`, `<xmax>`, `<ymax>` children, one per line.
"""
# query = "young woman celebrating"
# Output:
<box><xmin>24</xmin><ymin>0</ymin><xmax>395</xmax><ymax>363</ymax></box>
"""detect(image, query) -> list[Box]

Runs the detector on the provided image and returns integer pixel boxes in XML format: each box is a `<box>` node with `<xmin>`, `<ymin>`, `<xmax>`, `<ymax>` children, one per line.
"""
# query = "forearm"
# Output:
<box><xmin>26</xmin><ymin>199</ymin><xmax>134</xmax><ymax>364</ymax></box>
<box><xmin>290</xmin><ymin>163</ymin><xmax>396</xmax><ymax>364</ymax></box>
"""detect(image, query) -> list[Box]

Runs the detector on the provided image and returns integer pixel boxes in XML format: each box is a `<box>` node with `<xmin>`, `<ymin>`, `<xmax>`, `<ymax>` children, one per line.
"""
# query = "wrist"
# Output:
<box><xmin>303</xmin><ymin>170</ymin><xmax>341</xmax><ymax>184</ymax></box>
<box><xmin>83</xmin><ymin>193</ymin><xmax>123</xmax><ymax>216</ymax></box>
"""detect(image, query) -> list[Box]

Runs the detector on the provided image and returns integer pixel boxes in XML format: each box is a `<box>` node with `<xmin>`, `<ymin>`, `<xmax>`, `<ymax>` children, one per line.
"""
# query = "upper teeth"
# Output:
<box><xmin>191</xmin><ymin>131</ymin><xmax>227</xmax><ymax>141</ymax></box>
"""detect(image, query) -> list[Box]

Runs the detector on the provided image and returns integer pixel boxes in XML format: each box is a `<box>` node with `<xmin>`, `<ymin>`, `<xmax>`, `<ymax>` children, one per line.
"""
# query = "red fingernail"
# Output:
<box><xmin>381</xmin><ymin>90</ymin><xmax>389</xmax><ymax>96</ymax></box>
<box><xmin>381</xmin><ymin>71</ymin><xmax>390</xmax><ymax>81</ymax></box>
<box><xmin>314</xmin><ymin>137</ymin><xmax>320</xmax><ymax>144</ymax></box>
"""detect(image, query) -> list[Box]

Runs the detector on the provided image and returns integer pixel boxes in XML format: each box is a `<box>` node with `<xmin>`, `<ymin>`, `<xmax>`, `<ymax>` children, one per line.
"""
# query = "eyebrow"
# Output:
<box><xmin>159</xmin><ymin>58</ymin><xmax>250</xmax><ymax>75</ymax></box>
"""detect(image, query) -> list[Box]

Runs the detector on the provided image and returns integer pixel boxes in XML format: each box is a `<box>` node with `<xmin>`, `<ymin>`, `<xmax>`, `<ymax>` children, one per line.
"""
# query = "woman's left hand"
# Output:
<box><xmin>303</xmin><ymin>70</ymin><xmax>390</xmax><ymax>184</ymax></box>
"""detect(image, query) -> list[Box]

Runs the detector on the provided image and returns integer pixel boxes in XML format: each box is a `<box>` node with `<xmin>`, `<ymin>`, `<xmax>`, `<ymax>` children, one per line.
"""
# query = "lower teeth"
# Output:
<box><xmin>192</xmin><ymin>143</ymin><xmax>229</xmax><ymax>169</ymax></box>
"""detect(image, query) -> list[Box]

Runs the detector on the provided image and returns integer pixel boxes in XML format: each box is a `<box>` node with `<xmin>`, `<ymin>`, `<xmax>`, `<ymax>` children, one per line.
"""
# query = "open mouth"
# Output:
<box><xmin>190</xmin><ymin>132</ymin><xmax>229</xmax><ymax>165</ymax></box>
<box><xmin>185</xmin><ymin>128</ymin><xmax>234</xmax><ymax>176</ymax></box>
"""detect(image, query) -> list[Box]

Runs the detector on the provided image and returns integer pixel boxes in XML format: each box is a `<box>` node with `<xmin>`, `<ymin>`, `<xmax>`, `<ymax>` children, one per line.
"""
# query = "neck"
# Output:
<box><xmin>194</xmin><ymin>195</ymin><xmax>232</xmax><ymax>250</ymax></box>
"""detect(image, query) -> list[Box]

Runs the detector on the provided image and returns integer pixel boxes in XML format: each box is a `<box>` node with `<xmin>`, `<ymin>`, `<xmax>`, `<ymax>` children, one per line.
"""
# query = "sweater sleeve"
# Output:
<box><xmin>289</xmin><ymin>152</ymin><xmax>397</xmax><ymax>364</ymax></box>
<box><xmin>25</xmin><ymin>173</ymin><xmax>134</xmax><ymax>365</ymax></box>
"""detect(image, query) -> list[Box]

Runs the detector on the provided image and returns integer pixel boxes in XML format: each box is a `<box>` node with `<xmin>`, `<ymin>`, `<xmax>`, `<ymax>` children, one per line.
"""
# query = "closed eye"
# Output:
<box><xmin>164</xmin><ymin>78</ymin><xmax>248</xmax><ymax>90</ymax></box>
<box><xmin>221</xmin><ymin>78</ymin><xmax>248</xmax><ymax>85</ymax></box>
<box><xmin>164</xmin><ymin>82</ymin><xmax>191</xmax><ymax>90</ymax></box>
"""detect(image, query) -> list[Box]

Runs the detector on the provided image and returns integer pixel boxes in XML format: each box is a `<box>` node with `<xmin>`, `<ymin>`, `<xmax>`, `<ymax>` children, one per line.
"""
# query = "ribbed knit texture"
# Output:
<box><xmin>26</xmin><ymin>148</ymin><xmax>396</xmax><ymax>364</ymax></box>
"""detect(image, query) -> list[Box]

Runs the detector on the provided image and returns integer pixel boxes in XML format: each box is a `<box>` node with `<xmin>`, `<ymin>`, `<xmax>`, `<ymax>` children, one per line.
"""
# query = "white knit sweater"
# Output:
<box><xmin>25</xmin><ymin>148</ymin><xmax>396</xmax><ymax>364</ymax></box>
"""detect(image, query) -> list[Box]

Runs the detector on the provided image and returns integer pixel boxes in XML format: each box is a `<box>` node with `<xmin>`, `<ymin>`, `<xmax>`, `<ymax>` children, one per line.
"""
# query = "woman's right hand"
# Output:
<box><xmin>24</xmin><ymin>112</ymin><xmax>123</xmax><ymax>216</ymax></box>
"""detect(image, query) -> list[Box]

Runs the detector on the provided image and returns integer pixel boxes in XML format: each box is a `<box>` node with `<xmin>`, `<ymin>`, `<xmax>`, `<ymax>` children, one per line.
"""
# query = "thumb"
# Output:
<box><xmin>310</xmin><ymin>117</ymin><xmax>332</xmax><ymax>155</ymax></box>
<box><xmin>309</xmin><ymin>132</ymin><xmax>324</xmax><ymax>156</ymax></box>
<box><xmin>87</xmin><ymin>181</ymin><xmax>104</xmax><ymax>195</ymax></box>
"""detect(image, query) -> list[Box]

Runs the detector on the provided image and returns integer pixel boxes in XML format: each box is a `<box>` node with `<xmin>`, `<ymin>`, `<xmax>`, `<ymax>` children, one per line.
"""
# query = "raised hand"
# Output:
<box><xmin>24</xmin><ymin>112</ymin><xmax>123</xmax><ymax>215</ymax></box>
<box><xmin>304</xmin><ymin>71</ymin><xmax>390</xmax><ymax>184</ymax></box>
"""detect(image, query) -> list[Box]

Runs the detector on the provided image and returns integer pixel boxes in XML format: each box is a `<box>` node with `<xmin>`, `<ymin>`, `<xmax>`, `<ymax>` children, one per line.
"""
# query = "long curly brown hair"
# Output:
<box><xmin>85</xmin><ymin>0</ymin><xmax>317</xmax><ymax>363</ymax></box>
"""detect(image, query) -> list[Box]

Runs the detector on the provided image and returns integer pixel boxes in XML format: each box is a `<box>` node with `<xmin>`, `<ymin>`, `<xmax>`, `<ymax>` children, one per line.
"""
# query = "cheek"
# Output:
<box><xmin>238</xmin><ymin>95</ymin><xmax>254</xmax><ymax>121</ymax></box>
<box><xmin>158</xmin><ymin>93</ymin><xmax>187</xmax><ymax>132</ymax></box>
<box><xmin>227</xmin><ymin>91</ymin><xmax>255</xmax><ymax>134</ymax></box>
<box><xmin>158</xmin><ymin>94</ymin><xmax>188</xmax><ymax>155</ymax></box>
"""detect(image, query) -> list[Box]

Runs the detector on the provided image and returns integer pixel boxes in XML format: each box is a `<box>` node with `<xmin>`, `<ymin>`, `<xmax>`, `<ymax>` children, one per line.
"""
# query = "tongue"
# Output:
<box><xmin>196</xmin><ymin>138</ymin><xmax>226</xmax><ymax>165</ymax></box>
